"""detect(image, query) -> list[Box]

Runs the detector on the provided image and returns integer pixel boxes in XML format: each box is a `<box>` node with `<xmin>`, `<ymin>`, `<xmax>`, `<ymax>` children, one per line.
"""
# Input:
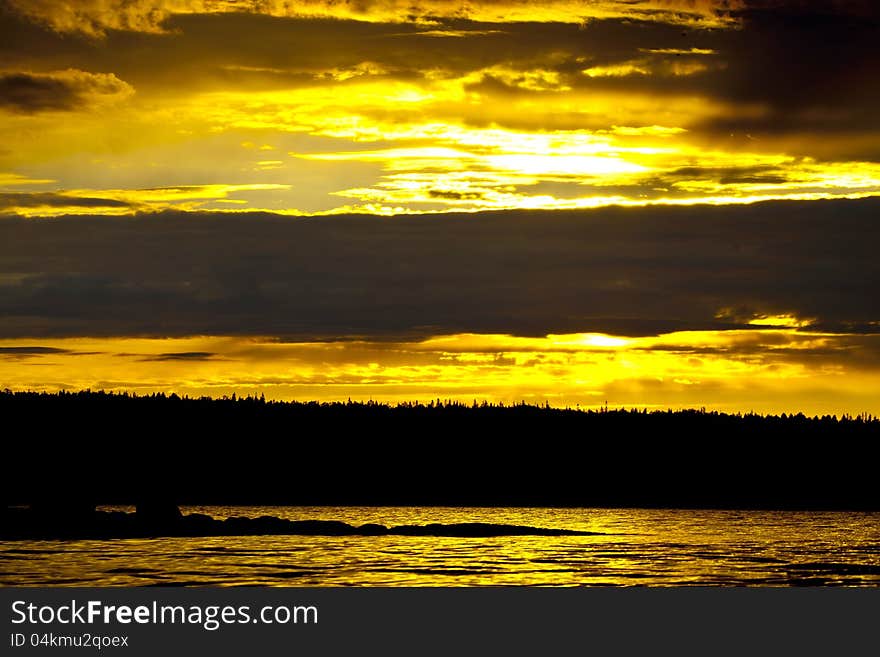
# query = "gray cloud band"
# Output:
<box><xmin>0</xmin><ymin>198</ymin><xmax>877</xmax><ymax>339</ymax></box>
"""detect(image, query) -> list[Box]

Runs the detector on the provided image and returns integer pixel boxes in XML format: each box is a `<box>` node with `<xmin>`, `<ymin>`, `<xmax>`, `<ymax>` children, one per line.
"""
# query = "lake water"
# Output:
<box><xmin>2</xmin><ymin>507</ymin><xmax>878</xmax><ymax>586</ymax></box>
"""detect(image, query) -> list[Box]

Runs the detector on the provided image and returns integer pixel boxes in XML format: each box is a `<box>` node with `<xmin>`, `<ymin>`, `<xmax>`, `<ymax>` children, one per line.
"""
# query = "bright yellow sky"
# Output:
<box><xmin>1</xmin><ymin>1</ymin><xmax>878</xmax><ymax>413</ymax></box>
<box><xmin>3</xmin><ymin>328</ymin><xmax>879</xmax><ymax>416</ymax></box>
<box><xmin>2</xmin><ymin>1</ymin><xmax>880</xmax><ymax>216</ymax></box>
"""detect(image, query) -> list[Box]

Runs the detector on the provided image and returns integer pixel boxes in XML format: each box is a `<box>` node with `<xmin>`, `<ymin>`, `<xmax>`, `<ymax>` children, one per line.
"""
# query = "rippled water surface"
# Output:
<box><xmin>2</xmin><ymin>507</ymin><xmax>879</xmax><ymax>586</ymax></box>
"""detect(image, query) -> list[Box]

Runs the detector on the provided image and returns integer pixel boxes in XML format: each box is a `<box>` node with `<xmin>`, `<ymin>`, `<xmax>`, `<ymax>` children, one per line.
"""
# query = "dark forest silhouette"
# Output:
<box><xmin>1</xmin><ymin>390</ymin><xmax>878</xmax><ymax>511</ymax></box>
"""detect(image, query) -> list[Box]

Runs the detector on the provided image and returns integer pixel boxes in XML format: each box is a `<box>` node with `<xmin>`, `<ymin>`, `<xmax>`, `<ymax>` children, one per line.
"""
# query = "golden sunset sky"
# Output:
<box><xmin>1</xmin><ymin>0</ymin><xmax>879</xmax><ymax>413</ymax></box>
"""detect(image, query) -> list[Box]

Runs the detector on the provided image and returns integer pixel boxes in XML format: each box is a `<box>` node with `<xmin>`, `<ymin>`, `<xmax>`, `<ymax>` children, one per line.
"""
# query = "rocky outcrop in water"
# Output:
<box><xmin>1</xmin><ymin>507</ymin><xmax>600</xmax><ymax>540</ymax></box>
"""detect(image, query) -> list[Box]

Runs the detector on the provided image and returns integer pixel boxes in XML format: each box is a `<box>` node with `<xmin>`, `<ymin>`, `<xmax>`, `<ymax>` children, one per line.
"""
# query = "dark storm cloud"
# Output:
<box><xmin>0</xmin><ymin>69</ymin><xmax>133</xmax><ymax>114</ymax></box>
<box><xmin>0</xmin><ymin>345</ymin><xmax>83</xmax><ymax>362</ymax></box>
<box><xmin>0</xmin><ymin>192</ymin><xmax>133</xmax><ymax>211</ymax></box>
<box><xmin>1</xmin><ymin>3</ymin><xmax>877</xmax><ymax>143</ymax></box>
<box><xmin>452</xmin><ymin>3</ymin><xmax>880</xmax><ymax>146</ymax></box>
<box><xmin>652</xmin><ymin>1</ymin><xmax>880</xmax><ymax>157</ymax></box>
<box><xmin>0</xmin><ymin>9</ymin><xmax>749</xmax><ymax>95</ymax></box>
<box><xmin>636</xmin><ymin>165</ymin><xmax>797</xmax><ymax>189</ymax></box>
<box><xmin>0</xmin><ymin>72</ymin><xmax>81</xmax><ymax>112</ymax></box>
<box><xmin>0</xmin><ymin>198</ymin><xmax>878</xmax><ymax>340</ymax></box>
<box><xmin>138</xmin><ymin>351</ymin><xmax>219</xmax><ymax>362</ymax></box>
<box><xmin>0</xmin><ymin>12</ymin><xmax>486</xmax><ymax>91</ymax></box>
<box><xmin>0</xmin><ymin>346</ymin><xmax>71</xmax><ymax>355</ymax></box>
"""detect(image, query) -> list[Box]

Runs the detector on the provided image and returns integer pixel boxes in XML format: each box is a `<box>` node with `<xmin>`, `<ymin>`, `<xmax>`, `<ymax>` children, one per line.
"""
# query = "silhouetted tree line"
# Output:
<box><xmin>1</xmin><ymin>390</ymin><xmax>878</xmax><ymax>510</ymax></box>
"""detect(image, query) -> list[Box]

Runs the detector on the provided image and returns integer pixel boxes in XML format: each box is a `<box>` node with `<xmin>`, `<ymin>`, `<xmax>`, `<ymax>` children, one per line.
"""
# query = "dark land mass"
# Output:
<box><xmin>0</xmin><ymin>506</ymin><xmax>599</xmax><ymax>541</ymax></box>
<box><xmin>2</xmin><ymin>390</ymin><xmax>879</xmax><ymax>513</ymax></box>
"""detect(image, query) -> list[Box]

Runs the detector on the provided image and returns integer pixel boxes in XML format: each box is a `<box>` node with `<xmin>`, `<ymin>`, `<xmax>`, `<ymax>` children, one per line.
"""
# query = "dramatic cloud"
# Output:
<box><xmin>0</xmin><ymin>185</ymin><xmax>290</xmax><ymax>217</ymax></box>
<box><xmin>6</xmin><ymin>0</ymin><xmax>744</xmax><ymax>36</ymax></box>
<box><xmin>1</xmin><ymin>3</ymin><xmax>878</xmax><ymax>213</ymax></box>
<box><xmin>0</xmin><ymin>192</ymin><xmax>133</xmax><ymax>213</ymax></box>
<box><xmin>1</xmin><ymin>1</ymin><xmax>877</xmax><ymax>413</ymax></box>
<box><xmin>2</xmin><ymin>331</ymin><xmax>880</xmax><ymax>415</ymax></box>
<box><xmin>0</xmin><ymin>346</ymin><xmax>71</xmax><ymax>357</ymax></box>
<box><xmin>0</xmin><ymin>69</ymin><xmax>133</xmax><ymax>114</ymax></box>
<box><xmin>138</xmin><ymin>351</ymin><xmax>220</xmax><ymax>361</ymax></box>
<box><xmin>0</xmin><ymin>199</ymin><xmax>877</xmax><ymax>339</ymax></box>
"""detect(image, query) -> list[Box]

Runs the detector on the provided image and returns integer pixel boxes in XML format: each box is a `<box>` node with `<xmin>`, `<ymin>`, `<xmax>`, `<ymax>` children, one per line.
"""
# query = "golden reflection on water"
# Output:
<box><xmin>2</xmin><ymin>507</ymin><xmax>878</xmax><ymax>586</ymax></box>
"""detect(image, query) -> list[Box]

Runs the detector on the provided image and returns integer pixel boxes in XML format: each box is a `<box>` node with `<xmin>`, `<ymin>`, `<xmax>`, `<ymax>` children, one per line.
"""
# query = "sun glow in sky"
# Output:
<box><xmin>1</xmin><ymin>1</ymin><xmax>879</xmax><ymax>412</ymax></box>
<box><xmin>3</xmin><ymin>329</ymin><xmax>879</xmax><ymax>416</ymax></box>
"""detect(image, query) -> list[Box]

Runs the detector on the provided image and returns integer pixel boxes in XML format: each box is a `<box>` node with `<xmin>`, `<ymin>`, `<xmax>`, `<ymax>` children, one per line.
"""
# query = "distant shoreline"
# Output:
<box><xmin>3</xmin><ymin>388</ymin><xmax>878</xmax><ymax>420</ymax></box>
<box><xmin>3</xmin><ymin>390</ymin><xmax>879</xmax><ymax>511</ymax></box>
